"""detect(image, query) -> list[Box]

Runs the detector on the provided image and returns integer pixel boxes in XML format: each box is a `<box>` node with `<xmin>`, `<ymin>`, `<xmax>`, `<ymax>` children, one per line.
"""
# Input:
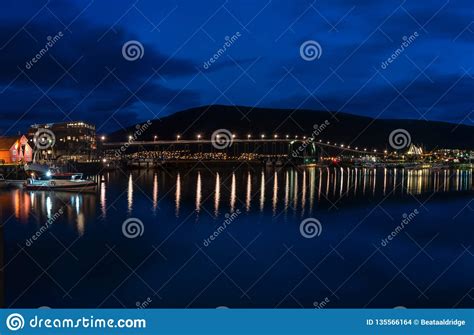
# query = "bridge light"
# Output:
<box><xmin>232</xmin><ymin>134</ymin><xmax>236</xmax><ymax>138</ymax></box>
<box><xmin>286</xmin><ymin>134</ymin><xmax>289</xmax><ymax>139</ymax></box>
<box><xmin>347</xmin><ymin>146</ymin><xmax>351</xmax><ymax>149</ymax></box>
<box><xmin>327</xmin><ymin>141</ymin><xmax>330</xmax><ymax>144</ymax></box>
<box><xmin>197</xmin><ymin>134</ymin><xmax>201</xmax><ymax>140</ymax></box>
<box><xmin>303</xmin><ymin>136</ymin><xmax>306</xmax><ymax>140</ymax></box>
<box><xmin>261</xmin><ymin>134</ymin><xmax>265</xmax><ymax>139</ymax></box>
<box><xmin>295</xmin><ymin>136</ymin><xmax>298</xmax><ymax>139</ymax></box>
<box><xmin>364</xmin><ymin>148</ymin><xmax>367</xmax><ymax>151</ymax></box>
<box><xmin>384</xmin><ymin>150</ymin><xmax>388</xmax><ymax>154</ymax></box>
<box><xmin>319</xmin><ymin>139</ymin><xmax>322</xmax><ymax>142</ymax></box>
<box><xmin>340</xmin><ymin>144</ymin><xmax>344</xmax><ymax>148</ymax></box>
<box><xmin>154</xmin><ymin>135</ymin><xmax>157</xmax><ymax>141</ymax></box>
<box><xmin>101</xmin><ymin>136</ymin><xmax>106</xmax><ymax>141</ymax></box>
<box><xmin>128</xmin><ymin>135</ymin><xmax>133</xmax><ymax>140</ymax></box>
<box><xmin>355</xmin><ymin>147</ymin><xmax>358</xmax><ymax>150</ymax></box>
<box><xmin>373</xmin><ymin>149</ymin><xmax>377</xmax><ymax>152</ymax></box>
<box><xmin>247</xmin><ymin>134</ymin><xmax>251</xmax><ymax>139</ymax></box>
<box><xmin>177</xmin><ymin>135</ymin><xmax>181</xmax><ymax>140</ymax></box>
<box><xmin>274</xmin><ymin>134</ymin><xmax>278</xmax><ymax>139</ymax></box>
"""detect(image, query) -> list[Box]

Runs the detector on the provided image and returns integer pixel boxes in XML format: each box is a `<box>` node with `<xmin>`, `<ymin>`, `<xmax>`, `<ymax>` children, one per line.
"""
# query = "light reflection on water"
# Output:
<box><xmin>1</xmin><ymin>167</ymin><xmax>472</xmax><ymax>230</ymax></box>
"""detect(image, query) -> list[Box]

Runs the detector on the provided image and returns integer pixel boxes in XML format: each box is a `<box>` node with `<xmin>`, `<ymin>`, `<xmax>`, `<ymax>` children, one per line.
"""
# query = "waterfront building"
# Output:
<box><xmin>407</xmin><ymin>144</ymin><xmax>423</xmax><ymax>156</ymax></box>
<box><xmin>28</xmin><ymin>121</ymin><xmax>97</xmax><ymax>161</ymax></box>
<box><xmin>0</xmin><ymin>135</ymin><xmax>33</xmax><ymax>164</ymax></box>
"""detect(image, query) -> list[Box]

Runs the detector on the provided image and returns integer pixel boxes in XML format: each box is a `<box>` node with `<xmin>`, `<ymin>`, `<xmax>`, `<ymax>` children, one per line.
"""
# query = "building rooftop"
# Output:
<box><xmin>30</xmin><ymin>121</ymin><xmax>95</xmax><ymax>128</ymax></box>
<box><xmin>0</xmin><ymin>136</ymin><xmax>20</xmax><ymax>150</ymax></box>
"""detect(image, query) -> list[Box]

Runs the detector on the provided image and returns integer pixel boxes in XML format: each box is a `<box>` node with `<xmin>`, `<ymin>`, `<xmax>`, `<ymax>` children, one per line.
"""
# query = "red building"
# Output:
<box><xmin>0</xmin><ymin>135</ymin><xmax>33</xmax><ymax>164</ymax></box>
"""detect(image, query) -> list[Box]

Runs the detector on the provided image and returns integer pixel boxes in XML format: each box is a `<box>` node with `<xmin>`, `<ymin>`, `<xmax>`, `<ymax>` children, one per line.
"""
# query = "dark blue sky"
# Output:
<box><xmin>0</xmin><ymin>0</ymin><xmax>472</xmax><ymax>134</ymax></box>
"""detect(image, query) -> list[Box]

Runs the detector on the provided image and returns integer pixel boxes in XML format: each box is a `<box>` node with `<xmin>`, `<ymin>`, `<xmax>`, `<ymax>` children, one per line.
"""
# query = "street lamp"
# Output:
<box><xmin>274</xmin><ymin>134</ymin><xmax>278</xmax><ymax>139</ymax></box>
<box><xmin>247</xmin><ymin>134</ymin><xmax>251</xmax><ymax>139</ymax></box>
<box><xmin>154</xmin><ymin>135</ymin><xmax>157</xmax><ymax>142</ymax></box>
<box><xmin>177</xmin><ymin>135</ymin><xmax>181</xmax><ymax>141</ymax></box>
<box><xmin>261</xmin><ymin>134</ymin><xmax>265</xmax><ymax>139</ymax></box>
<box><xmin>286</xmin><ymin>134</ymin><xmax>289</xmax><ymax>139</ymax></box>
<box><xmin>100</xmin><ymin>136</ymin><xmax>106</xmax><ymax>141</ymax></box>
<box><xmin>197</xmin><ymin>134</ymin><xmax>201</xmax><ymax>140</ymax></box>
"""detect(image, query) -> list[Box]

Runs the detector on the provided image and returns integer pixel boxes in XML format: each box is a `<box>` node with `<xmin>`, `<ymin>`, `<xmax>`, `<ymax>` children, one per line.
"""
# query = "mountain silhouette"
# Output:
<box><xmin>108</xmin><ymin>105</ymin><xmax>474</xmax><ymax>150</ymax></box>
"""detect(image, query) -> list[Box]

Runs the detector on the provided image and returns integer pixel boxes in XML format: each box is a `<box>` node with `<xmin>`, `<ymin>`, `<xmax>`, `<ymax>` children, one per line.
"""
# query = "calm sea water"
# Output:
<box><xmin>1</xmin><ymin>166</ymin><xmax>473</xmax><ymax>308</ymax></box>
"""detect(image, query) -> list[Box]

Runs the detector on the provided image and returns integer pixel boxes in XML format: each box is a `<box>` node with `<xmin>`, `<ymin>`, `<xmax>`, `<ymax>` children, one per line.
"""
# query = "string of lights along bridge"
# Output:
<box><xmin>102</xmin><ymin>135</ymin><xmax>389</xmax><ymax>156</ymax></box>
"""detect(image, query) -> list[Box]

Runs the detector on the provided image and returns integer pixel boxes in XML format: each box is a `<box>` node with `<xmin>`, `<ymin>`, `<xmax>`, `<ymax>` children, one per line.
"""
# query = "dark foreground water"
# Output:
<box><xmin>1</xmin><ymin>166</ymin><xmax>473</xmax><ymax>308</ymax></box>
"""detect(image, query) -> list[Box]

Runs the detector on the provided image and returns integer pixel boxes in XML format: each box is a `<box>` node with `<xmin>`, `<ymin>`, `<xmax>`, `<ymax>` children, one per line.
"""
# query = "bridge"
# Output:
<box><xmin>101</xmin><ymin>138</ymin><xmax>386</xmax><ymax>158</ymax></box>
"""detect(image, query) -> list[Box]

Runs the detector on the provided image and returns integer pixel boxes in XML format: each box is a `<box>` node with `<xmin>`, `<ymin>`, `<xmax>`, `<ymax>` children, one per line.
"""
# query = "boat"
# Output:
<box><xmin>24</xmin><ymin>172</ymin><xmax>97</xmax><ymax>191</ymax></box>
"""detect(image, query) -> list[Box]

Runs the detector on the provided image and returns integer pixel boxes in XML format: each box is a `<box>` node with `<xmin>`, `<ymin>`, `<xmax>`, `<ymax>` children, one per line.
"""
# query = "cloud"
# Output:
<box><xmin>0</xmin><ymin>4</ymin><xmax>201</xmax><ymax>134</ymax></box>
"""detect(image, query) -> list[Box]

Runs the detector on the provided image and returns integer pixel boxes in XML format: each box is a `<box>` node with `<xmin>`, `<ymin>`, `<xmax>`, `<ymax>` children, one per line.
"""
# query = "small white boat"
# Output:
<box><xmin>25</xmin><ymin>173</ymin><xmax>97</xmax><ymax>191</ymax></box>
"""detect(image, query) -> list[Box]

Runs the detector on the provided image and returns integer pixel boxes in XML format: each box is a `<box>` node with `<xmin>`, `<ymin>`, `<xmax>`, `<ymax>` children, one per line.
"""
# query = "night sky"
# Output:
<box><xmin>0</xmin><ymin>0</ymin><xmax>472</xmax><ymax>134</ymax></box>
